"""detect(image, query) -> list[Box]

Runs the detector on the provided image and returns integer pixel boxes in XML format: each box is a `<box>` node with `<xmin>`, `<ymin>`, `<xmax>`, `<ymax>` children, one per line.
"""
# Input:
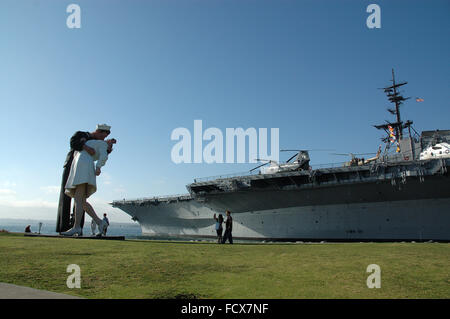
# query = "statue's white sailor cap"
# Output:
<box><xmin>96</xmin><ymin>124</ymin><xmax>111</xmax><ymax>131</ymax></box>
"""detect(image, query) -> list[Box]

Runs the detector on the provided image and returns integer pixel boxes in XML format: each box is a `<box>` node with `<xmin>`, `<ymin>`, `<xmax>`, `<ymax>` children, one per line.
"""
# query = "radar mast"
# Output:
<box><xmin>374</xmin><ymin>69</ymin><xmax>413</xmax><ymax>146</ymax></box>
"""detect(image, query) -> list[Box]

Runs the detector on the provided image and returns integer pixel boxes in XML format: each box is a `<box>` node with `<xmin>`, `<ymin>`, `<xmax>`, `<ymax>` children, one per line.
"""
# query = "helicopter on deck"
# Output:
<box><xmin>250</xmin><ymin>149</ymin><xmax>328</xmax><ymax>174</ymax></box>
<box><xmin>331</xmin><ymin>146</ymin><xmax>382</xmax><ymax>167</ymax></box>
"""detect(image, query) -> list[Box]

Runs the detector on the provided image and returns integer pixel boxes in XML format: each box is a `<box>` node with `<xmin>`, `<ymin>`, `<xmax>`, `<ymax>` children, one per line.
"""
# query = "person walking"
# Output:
<box><xmin>221</xmin><ymin>210</ymin><xmax>233</xmax><ymax>244</ymax></box>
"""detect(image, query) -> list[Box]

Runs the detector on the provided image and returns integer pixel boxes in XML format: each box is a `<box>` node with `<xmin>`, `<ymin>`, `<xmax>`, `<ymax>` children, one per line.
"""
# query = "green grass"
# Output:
<box><xmin>0</xmin><ymin>232</ymin><xmax>449</xmax><ymax>298</ymax></box>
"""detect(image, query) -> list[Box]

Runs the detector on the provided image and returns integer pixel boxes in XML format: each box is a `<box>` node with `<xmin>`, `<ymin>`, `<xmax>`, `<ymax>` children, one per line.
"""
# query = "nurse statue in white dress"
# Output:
<box><xmin>61</xmin><ymin>135</ymin><xmax>117</xmax><ymax>236</ymax></box>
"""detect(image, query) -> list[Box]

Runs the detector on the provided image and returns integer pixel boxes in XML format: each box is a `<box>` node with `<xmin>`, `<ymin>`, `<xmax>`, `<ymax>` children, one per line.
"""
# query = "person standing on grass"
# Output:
<box><xmin>213</xmin><ymin>213</ymin><xmax>224</xmax><ymax>243</ymax></box>
<box><xmin>102</xmin><ymin>213</ymin><xmax>110</xmax><ymax>236</ymax></box>
<box><xmin>221</xmin><ymin>210</ymin><xmax>233</xmax><ymax>244</ymax></box>
<box><xmin>91</xmin><ymin>219</ymin><xmax>97</xmax><ymax>236</ymax></box>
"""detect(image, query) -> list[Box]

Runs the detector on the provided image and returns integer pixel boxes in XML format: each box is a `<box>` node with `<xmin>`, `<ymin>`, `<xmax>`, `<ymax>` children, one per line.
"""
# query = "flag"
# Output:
<box><xmin>388</xmin><ymin>125</ymin><xmax>396</xmax><ymax>143</ymax></box>
<box><xmin>388</xmin><ymin>125</ymin><xmax>401</xmax><ymax>153</ymax></box>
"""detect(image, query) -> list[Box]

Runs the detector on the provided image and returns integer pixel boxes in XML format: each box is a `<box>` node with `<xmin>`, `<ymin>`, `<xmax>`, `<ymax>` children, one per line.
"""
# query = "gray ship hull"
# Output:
<box><xmin>231</xmin><ymin>198</ymin><xmax>450</xmax><ymax>240</ymax></box>
<box><xmin>113</xmin><ymin>194</ymin><xmax>450</xmax><ymax>241</ymax></box>
<box><xmin>113</xmin><ymin>159</ymin><xmax>450</xmax><ymax>241</ymax></box>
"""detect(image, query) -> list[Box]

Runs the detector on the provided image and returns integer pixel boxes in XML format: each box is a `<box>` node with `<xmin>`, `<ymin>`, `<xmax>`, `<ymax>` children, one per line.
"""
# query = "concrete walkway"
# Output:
<box><xmin>0</xmin><ymin>283</ymin><xmax>82</xmax><ymax>299</ymax></box>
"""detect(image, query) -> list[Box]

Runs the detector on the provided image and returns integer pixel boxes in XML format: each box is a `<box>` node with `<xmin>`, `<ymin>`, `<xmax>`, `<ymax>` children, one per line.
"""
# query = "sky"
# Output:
<box><xmin>0</xmin><ymin>0</ymin><xmax>449</xmax><ymax>223</ymax></box>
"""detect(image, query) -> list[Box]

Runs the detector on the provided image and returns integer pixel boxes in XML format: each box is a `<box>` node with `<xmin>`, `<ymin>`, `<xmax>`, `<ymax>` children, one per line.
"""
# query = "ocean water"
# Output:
<box><xmin>0</xmin><ymin>218</ymin><xmax>142</xmax><ymax>238</ymax></box>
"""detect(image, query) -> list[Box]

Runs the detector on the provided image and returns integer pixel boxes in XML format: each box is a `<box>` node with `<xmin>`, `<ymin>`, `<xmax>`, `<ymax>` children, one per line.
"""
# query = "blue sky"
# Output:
<box><xmin>0</xmin><ymin>0</ymin><xmax>449</xmax><ymax>223</ymax></box>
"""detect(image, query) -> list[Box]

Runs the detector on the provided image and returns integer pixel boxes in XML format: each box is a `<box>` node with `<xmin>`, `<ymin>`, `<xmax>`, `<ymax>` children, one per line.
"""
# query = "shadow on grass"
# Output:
<box><xmin>152</xmin><ymin>290</ymin><xmax>201</xmax><ymax>299</ymax></box>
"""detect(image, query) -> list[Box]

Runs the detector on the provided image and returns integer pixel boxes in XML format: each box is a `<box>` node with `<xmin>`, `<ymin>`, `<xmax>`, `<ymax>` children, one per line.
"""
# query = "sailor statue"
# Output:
<box><xmin>56</xmin><ymin>124</ymin><xmax>111</xmax><ymax>234</ymax></box>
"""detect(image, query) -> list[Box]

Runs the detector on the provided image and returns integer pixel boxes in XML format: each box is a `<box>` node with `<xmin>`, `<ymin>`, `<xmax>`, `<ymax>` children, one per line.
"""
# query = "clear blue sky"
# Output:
<box><xmin>0</xmin><ymin>0</ymin><xmax>449</xmax><ymax>222</ymax></box>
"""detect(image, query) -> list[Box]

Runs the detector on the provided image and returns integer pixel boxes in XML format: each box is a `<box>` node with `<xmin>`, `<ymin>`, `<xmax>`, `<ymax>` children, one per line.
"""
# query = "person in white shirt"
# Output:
<box><xmin>61</xmin><ymin>135</ymin><xmax>116</xmax><ymax>236</ymax></box>
<box><xmin>101</xmin><ymin>213</ymin><xmax>110</xmax><ymax>235</ymax></box>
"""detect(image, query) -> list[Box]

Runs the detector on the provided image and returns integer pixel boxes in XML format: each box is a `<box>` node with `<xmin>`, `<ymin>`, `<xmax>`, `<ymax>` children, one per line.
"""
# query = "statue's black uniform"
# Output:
<box><xmin>56</xmin><ymin>131</ymin><xmax>92</xmax><ymax>232</ymax></box>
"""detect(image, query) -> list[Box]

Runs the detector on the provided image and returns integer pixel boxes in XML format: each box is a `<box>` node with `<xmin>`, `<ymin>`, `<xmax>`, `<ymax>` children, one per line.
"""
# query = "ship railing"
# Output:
<box><xmin>193</xmin><ymin>161</ymin><xmax>350</xmax><ymax>183</ymax></box>
<box><xmin>310</xmin><ymin>162</ymin><xmax>347</xmax><ymax>169</ymax></box>
<box><xmin>112</xmin><ymin>193</ymin><xmax>192</xmax><ymax>204</ymax></box>
<box><xmin>193</xmin><ymin>170</ymin><xmax>260</xmax><ymax>183</ymax></box>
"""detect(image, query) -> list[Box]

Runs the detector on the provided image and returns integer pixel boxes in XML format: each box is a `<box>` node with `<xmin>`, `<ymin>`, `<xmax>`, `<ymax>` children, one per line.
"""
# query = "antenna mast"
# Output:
<box><xmin>374</xmin><ymin>69</ymin><xmax>412</xmax><ymax>143</ymax></box>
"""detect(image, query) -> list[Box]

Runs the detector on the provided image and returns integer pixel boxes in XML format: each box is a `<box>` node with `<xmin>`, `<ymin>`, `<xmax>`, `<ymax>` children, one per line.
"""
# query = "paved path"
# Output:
<box><xmin>0</xmin><ymin>282</ymin><xmax>82</xmax><ymax>299</ymax></box>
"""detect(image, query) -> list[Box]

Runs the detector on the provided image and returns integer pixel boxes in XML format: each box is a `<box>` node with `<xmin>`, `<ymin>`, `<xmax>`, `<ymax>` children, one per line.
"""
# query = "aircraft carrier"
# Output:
<box><xmin>112</xmin><ymin>70</ymin><xmax>450</xmax><ymax>241</ymax></box>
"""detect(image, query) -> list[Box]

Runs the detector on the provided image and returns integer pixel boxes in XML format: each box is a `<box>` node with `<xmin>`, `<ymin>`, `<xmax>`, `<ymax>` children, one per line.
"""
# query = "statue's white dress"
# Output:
<box><xmin>65</xmin><ymin>140</ymin><xmax>109</xmax><ymax>198</ymax></box>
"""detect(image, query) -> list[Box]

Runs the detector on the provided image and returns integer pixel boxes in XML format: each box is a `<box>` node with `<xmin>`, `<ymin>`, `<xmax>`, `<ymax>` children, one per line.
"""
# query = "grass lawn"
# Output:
<box><xmin>0</xmin><ymin>232</ymin><xmax>449</xmax><ymax>299</ymax></box>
